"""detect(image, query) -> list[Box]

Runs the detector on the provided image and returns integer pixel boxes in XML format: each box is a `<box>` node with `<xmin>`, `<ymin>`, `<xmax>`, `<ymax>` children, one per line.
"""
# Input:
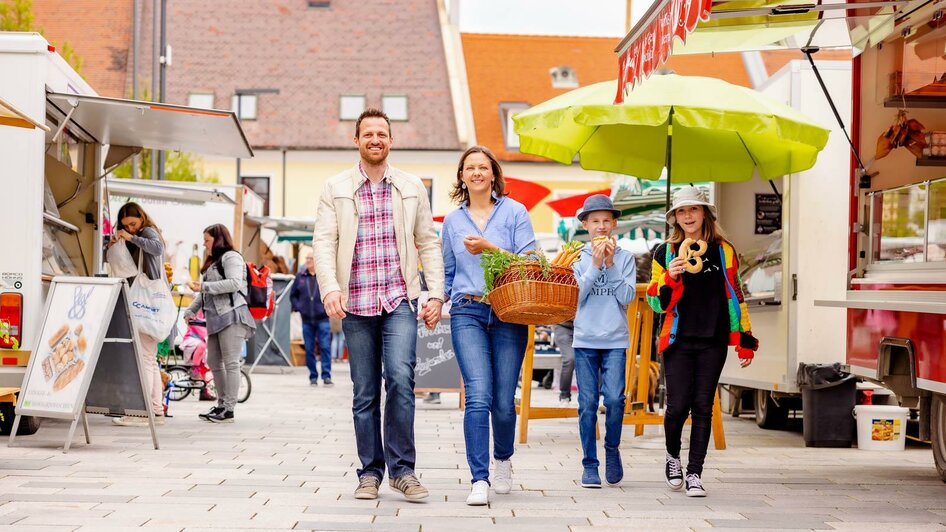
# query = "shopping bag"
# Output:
<box><xmin>106</xmin><ymin>240</ymin><xmax>138</xmax><ymax>278</ymax></box>
<box><xmin>128</xmin><ymin>250</ymin><xmax>175</xmax><ymax>340</ymax></box>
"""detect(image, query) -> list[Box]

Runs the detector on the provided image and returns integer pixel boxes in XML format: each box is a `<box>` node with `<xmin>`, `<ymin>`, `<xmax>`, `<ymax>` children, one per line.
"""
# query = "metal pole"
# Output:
<box><xmin>236</xmin><ymin>95</ymin><xmax>242</xmax><ymax>183</ymax></box>
<box><xmin>131</xmin><ymin>0</ymin><xmax>140</xmax><ymax>180</ymax></box>
<box><xmin>150</xmin><ymin>0</ymin><xmax>159</xmax><ymax>180</ymax></box>
<box><xmin>282</xmin><ymin>148</ymin><xmax>287</xmax><ymax>216</ymax></box>
<box><xmin>665</xmin><ymin>108</ymin><xmax>674</xmax><ymax>238</ymax></box>
<box><xmin>157</xmin><ymin>0</ymin><xmax>167</xmax><ymax>180</ymax></box>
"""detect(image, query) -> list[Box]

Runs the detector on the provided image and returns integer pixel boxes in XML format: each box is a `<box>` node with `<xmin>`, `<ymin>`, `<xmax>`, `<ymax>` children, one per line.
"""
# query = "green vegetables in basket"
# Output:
<box><xmin>480</xmin><ymin>248</ymin><xmax>553</xmax><ymax>295</ymax></box>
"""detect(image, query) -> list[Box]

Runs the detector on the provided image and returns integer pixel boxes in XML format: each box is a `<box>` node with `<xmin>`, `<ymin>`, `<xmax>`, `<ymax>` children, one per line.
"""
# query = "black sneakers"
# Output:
<box><xmin>199</xmin><ymin>406</ymin><xmax>225</xmax><ymax>421</ymax></box>
<box><xmin>665</xmin><ymin>453</ymin><xmax>684</xmax><ymax>490</ymax></box>
<box><xmin>685</xmin><ymin>473</ymin><xmax>706</xmax><ymax>497</ymax></box>
<box><xmin>207</xmin><ymin>409</ymin><xmax>234</xmax><ymax>423</ymax></box>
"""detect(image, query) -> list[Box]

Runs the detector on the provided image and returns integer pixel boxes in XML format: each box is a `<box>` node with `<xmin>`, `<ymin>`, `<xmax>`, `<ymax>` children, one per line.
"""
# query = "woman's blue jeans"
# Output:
<box><xmin>575</xmin><ymin>347</ymin><xmax>627</xmax><ymax>469</ymax></box>
<box><xmin>450</xmin><ymin>299</ymin><xmax>528</xmax><ymax>484</ymax></box>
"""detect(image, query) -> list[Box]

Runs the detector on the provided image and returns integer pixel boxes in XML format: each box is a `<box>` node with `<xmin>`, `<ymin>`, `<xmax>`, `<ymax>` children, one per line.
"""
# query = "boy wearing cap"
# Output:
<box><xmin>571</xmin><ymin>194</ymin><xmax>637</xmax><ymax>488</ymax></box>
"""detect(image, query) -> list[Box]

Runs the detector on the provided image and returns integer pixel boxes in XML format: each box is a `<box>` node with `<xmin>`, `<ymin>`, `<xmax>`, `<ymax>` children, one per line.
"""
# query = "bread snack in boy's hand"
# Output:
<box><xmin>592</xmin><ymin>235</ymin><xmax>610</xmax><ymax>245</ymax></box>
<box><xmin>679</xmin><ymin>238</ymin><xmax>708</xmax><ymax>274</ymax></box>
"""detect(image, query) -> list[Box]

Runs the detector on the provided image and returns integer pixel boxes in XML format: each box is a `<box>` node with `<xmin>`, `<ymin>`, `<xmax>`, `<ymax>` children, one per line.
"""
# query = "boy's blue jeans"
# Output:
<box><xmin>574</xmin><ymin>347</ymin><xmax>627</xmax><ymax>469</ymax></box>
<box><xmin>450</xmin><ymin>299</ymin><xmax>528</xmax><ymax>484</ymax></box>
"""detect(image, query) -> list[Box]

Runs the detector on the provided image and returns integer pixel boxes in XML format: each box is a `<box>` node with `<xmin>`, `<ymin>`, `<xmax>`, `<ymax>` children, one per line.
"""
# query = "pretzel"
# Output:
<box><xmin>678</xmin><ymin>238</ymin><xmax>708</xmax><ymax>274</ymax></box>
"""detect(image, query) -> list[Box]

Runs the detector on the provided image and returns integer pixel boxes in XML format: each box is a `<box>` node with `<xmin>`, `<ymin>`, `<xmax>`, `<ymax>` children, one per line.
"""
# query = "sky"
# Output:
<box><xmin>448</xmin><ymin>0</ymin><xmax>655</xmax><ymax>37</ymax></box>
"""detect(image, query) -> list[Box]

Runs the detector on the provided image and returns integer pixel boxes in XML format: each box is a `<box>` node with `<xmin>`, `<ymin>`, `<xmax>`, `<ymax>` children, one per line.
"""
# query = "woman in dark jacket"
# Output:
<box><xmin>184</xmin><ymin>224</ymin><xmax>255</xmax><ymax>423</ymax></box>
<box><xmin>290</xmin><ymin>253</ymin><xmax>332</xmax><ymax>386</ymax></box>
<box><xmin>107</xmin><ymin>202</ymin><xmax>167</xmax><ymax>427</ymax></box>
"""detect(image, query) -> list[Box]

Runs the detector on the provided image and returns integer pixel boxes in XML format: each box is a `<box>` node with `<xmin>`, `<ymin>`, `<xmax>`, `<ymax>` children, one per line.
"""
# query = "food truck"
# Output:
<box><xmin>0</xmin><ymin>32</ymin><xmax>252</xmax><ymax>434</ymax></box>
<box><xmin>816</xmin><ymin>1</ymin><xmax>946</xmax><ymax>481</ymax></box>
<box><xmin>717</xmin><ymin>60</ymin><xmax>852</xmax><ymax>430</ymax></box>
<box><xmin>616</xmin><ymin>0</ymin><xmax>945</xmax><ymax>480</ymax></box>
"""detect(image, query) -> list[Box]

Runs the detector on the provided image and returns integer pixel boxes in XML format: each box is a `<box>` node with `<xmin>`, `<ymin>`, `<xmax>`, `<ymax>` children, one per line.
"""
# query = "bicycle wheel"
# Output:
<box><xmin>166</xmin><ymin>367</ymin><xmax>192</xmax><ymax>401</ymax></box>
<box><xmin>237</xmin><ymin>368</ymin><xmax>252</xmax><ymax>403</ymax></box>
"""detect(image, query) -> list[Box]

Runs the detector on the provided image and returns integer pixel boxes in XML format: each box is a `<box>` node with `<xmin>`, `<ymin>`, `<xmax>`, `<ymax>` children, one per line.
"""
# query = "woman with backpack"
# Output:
<box><xmin>106</xmin><ymin>202</ymin><xmax>168</xmax><ymax>427</ymax></box>
<box><xmin>184</xmin><ymin>224</ymin><xmax>256</xmax><ymax>423</ymax></box>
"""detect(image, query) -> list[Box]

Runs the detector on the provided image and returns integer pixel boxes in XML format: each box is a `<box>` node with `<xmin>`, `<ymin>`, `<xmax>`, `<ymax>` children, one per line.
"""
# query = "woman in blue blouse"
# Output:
<box><xmin>442</xmin><ymin>145</ymin><xmax>536</xmax><ymax>506</ymax></box>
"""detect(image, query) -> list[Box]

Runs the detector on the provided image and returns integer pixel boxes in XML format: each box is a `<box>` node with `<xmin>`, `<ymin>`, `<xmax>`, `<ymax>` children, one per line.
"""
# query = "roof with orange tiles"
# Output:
<box><xmin>31</xmin><ymin>0</ymin><xmax>133</xmax><ymax>98</ymax></box>
<box><xmin>461</xmin><ymin>33</ymin><xmax>755</xmax><ymax>162</ymax></box>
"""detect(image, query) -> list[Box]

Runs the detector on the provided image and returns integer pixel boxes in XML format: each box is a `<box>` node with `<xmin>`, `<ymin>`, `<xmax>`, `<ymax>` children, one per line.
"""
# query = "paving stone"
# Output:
<box><xmin>0</xmin><ymin>369</ymin><xmax>942</xmax><ymax>531</ymax></box>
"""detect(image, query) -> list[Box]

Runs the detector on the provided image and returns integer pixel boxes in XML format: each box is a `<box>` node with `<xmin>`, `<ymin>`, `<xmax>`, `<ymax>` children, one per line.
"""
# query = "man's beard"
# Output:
<box><xmin>360</xmin><ymin>145</ymin><xmax>388</xmax><ymax>164</ymax></box>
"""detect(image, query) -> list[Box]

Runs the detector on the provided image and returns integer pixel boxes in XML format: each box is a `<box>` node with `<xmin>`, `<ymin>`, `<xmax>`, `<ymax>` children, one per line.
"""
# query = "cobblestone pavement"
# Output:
<box><xmin>0</xmin><ymin>364</ymin><xmax>944</xmax><ymax>531</ymax></box>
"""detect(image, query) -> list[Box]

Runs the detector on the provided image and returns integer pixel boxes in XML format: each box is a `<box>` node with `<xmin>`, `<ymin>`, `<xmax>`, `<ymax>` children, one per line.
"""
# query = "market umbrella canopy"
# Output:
<box><xmin>512</xmin><ymin>74</ymin><xmax>830</xmax><ymax>183</ymax></box>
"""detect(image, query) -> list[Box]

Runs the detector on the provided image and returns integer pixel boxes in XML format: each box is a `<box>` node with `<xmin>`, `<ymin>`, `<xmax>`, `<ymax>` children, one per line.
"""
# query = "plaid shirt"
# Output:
<box><xmin>347</xmin><ymin>164</ymin><xmax>408</xmax><ymax>316</ymax></box>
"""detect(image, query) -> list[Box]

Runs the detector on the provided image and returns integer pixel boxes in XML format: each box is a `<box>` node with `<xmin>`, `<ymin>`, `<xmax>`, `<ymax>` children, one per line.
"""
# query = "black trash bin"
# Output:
<box><xmin>797</xmin><ymin>363</ymin><xmax>857</xmax><ymax>448</ymax></box>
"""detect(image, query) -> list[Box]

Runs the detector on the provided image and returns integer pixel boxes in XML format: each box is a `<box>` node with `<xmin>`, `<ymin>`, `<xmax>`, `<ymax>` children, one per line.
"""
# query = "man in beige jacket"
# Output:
<box><xmin>313</xmin><ymin>109</ymin><xmax>444</xmax><ymax>502</ymax></box>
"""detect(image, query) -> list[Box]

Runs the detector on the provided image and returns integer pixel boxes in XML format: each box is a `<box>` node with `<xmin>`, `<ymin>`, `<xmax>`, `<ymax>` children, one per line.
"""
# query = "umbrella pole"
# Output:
<box><xmin>664</xmin><ymin>108</ymin><xmax>674</xmax><ymax>239</ymax></box>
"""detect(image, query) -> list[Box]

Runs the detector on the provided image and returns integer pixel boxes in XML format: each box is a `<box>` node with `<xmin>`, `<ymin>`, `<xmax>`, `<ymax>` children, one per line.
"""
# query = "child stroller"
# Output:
<box><xmin>164</xmin><ymin>317</ymin><xmax>252</xmax><ymax>404</ymax></box>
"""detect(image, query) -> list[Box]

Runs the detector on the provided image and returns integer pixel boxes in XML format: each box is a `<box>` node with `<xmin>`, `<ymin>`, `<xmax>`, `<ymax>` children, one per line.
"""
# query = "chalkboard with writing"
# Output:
<box><xmin>415</xmin><ymin>318</ymin><xmax>460</xmax><ymax>391</ymax></box>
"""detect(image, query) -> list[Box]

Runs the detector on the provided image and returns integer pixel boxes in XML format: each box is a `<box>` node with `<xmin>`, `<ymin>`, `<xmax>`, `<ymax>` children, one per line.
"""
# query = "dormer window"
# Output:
<box><xmin>550</xmin><ymin>66</ymin><xmax>578</xmax><ymax>89</ymax></box>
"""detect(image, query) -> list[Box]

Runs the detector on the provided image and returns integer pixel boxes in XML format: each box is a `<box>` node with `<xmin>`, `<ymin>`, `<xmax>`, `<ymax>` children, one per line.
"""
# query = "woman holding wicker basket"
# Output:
<box><xmin>442</xmin><ymin>146</ymin><xmax>536</xmax><ymax>506</ymax></box>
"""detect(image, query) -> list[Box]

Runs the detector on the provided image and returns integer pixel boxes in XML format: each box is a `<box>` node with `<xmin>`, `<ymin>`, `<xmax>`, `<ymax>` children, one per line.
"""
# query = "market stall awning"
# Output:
<box><xmin>106</xmin><ymin>178</ymin><xmax>237</xmax><ymax>205</ymax></box>
<box><xmin>614</xmin><ymin>0</ymin><xmax>914</xmax><ymax>102</ymax></box>
<box><xmin>0</xmin><ymin>96</ymin><xmax>49</xmax><ymax>131</ymax></box>
<box><xmin>432</xmin><ymin>176</ymin><xmax>551</xmax><ymax>222</ymax></box>
<box><xmin>246</xmin><ymin>215</ymin><xmax>318</xmax><ymax>242</ymax></box>
<box><xmin>46</xmin><ymin>93</ymin><xmax>253</xmax><ymax>159</ymax></box>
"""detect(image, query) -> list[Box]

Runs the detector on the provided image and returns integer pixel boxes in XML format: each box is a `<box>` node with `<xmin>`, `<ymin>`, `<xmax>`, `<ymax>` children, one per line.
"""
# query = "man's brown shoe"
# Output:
<box><xmin>354</xmin><ymin>474</ymin><xmax>380</xmax><ymax>500</ymax></box>
<box><xmin>389</xmin><ymin>473</ymin><xmax>429</xmax><ymax>501</ymax></box>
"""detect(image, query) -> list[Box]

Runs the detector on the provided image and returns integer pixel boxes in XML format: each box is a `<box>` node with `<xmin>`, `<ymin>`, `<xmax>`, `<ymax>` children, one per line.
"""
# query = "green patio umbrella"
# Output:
<box><xmin>513</xmin><ymin>74</ymin><xmax>830</xmax><ymax>225</ymax></box>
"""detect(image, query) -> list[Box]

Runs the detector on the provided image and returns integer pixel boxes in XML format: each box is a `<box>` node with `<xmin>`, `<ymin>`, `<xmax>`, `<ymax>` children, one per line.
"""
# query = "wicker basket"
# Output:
<box><xmin>488</xmin><ymin>262</ymin><xmax>578</xmax><ymax>325</ymax></box>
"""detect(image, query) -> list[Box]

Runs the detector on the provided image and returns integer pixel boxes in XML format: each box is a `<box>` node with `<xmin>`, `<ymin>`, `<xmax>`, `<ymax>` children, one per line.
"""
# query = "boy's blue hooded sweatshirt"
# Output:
<box><xmin>572</xmin><ymin>245</ymin><xmax>637</xmax><ymax>349</ymax></box>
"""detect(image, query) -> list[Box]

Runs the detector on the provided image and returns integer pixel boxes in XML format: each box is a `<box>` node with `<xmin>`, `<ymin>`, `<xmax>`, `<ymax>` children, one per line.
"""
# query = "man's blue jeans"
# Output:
<box><xmin>302</xmin><ymin>320</ymin><xmax>332</xmax><ymax>383</ymax></box>
<box><xmin>450</xmin><ymin>299</ymin><xmax>528</xmax><ymax>484</ymax></box>
<box><xmin>575</xmin><ymin>347</ymin><xmax>627</xmax><ymax>469</ymax></box>
<box><xmin>341</xmin><ymin>300</ymin><xmax>418</xmax><ymax>480</ymax></box>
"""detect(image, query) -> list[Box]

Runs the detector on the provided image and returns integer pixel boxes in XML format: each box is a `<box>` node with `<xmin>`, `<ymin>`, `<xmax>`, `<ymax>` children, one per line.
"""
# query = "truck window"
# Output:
<box><xmin>870</xmin><ymin>182</ymin><xmax>927</xmax><ymax>263</ymax></box>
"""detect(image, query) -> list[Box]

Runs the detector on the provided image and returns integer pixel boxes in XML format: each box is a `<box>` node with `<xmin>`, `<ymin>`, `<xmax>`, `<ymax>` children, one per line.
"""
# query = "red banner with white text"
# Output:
<box><xmin>615</xmin><ymin>0</ymin><xmax>712</xmax><ymax>103</ymax></box>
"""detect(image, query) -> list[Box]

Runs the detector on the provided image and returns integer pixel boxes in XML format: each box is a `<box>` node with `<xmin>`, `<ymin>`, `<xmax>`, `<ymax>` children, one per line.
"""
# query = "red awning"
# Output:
<box><xmin>433</xmin><ymin>177</ymin><xmax>552</xmax><ymax>222</ymax></box>
<box><xmin>545</xmin><ymin>188</ymin><xmax>611</xmax><ymax>218</ymax></box>
<box><xmin>614</xmin><ymin>0</ymin><xmax>711</xmax><ymax>103</ymax></box>
<box><xmin>614</xmin><ymin>0</ymin><xmax>913</xmax><ymax>103</ymax></box>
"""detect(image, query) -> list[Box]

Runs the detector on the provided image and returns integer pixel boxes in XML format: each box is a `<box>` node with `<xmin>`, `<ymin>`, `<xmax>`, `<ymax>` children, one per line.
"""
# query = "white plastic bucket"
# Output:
<box><xmin>854</xmin><ymin>405</ymin><xmax>909</xmax><ymax>451</ymax></box>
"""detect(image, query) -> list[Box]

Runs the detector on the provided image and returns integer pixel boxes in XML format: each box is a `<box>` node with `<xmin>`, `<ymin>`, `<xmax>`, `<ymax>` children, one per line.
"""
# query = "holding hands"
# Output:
<box><xmin>420</xmin><ymin>299</ymin><xmax>443</xmax><ymax>330</ymax></box>
<box><xmin>324</xmin><ymin>291</ymin><xmax>348</xmax><ymax>320</ymax></box>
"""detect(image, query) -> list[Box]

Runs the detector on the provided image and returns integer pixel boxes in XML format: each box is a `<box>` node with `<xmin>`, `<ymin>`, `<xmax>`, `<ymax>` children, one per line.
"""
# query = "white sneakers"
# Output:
<box><xmin>466</xmin><ymin>480</ymin><xmax>489</xmax><ymax>506</ymax></box>
<box><xmin>112</xmin><ymin>415</ymin><xmax>164</xmax><ymax>426</ymax></box>
<box><xmin>493</xmin><ymin>459</ymin><xmax>512</xmax><ymax>495</ymax></box>
<box><xmin>685</xmin><ymin>473</ymin><xmax>707</xmax><ymax>497</ymax></box>
<box><xmin>467</xmin><ymin>460</ymin><xmax>514</xmax><ymax>506</ymax></box>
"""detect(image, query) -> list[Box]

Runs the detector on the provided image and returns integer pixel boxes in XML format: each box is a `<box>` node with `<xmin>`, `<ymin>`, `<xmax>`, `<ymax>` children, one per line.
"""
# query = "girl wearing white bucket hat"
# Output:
<box><xmin>646</xmin><ymin>186</ymin><xmax>759</xmax><ymax>498</ymax></box>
